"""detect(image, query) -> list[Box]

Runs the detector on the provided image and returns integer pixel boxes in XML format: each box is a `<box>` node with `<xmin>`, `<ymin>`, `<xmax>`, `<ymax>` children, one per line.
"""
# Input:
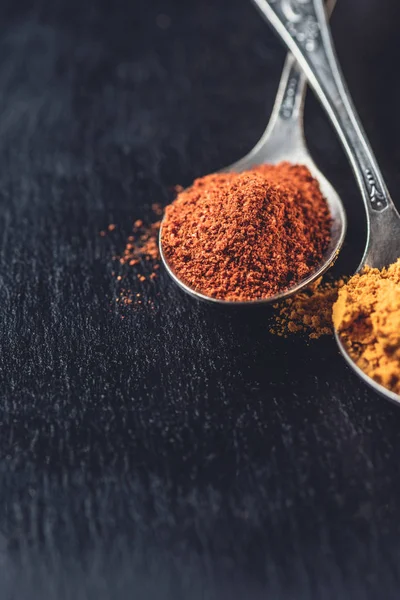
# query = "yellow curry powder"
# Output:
<box><xmin>333</xmin><ymin>258</ymin><xmax>400</xmax><ymax>394</ymax></box>
<box><xmin>271</xmin><ymin>277</ymin><xmax>346</xmax><ymax>339</ymax></box>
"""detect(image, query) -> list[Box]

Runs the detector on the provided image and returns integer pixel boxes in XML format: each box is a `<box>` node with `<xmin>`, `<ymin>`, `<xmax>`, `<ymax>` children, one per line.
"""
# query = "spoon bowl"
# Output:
<box><xmin>159</xmin><ymin>147</ymin><xmax>345</xmax><ymax>306</ymax></box>
<box><xmin>335</xmin><ymin>332</ymin><xmax>400</xmax><ymax>406</ymax></box>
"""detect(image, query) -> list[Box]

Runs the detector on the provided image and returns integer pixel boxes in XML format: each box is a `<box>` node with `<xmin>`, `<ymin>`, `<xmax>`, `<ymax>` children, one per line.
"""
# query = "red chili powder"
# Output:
<box><xmin>101</xmin><ymin>209</ymin><xmax>162</xmax><ymax>309</ymax></box>
<box><xmin>117</xmin><ymin>220</ymin><xmax>161</xmax><ymax>269</ymax></box>
<box><xmin>161</xmin><ymin>162</ymin><xmax>332</xmax><ymax>301</ymax></box>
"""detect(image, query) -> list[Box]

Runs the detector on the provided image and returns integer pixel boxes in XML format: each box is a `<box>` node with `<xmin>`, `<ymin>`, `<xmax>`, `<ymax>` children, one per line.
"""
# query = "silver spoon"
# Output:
<box><xmin>159</xmin><ymin>0</ymin><xmax>345</xmax><ymax>306</ymax></box>
<box><xmin>252</xmin><ymin>0</ymin><xmax>400</xmax><ymax>404</ymax></box>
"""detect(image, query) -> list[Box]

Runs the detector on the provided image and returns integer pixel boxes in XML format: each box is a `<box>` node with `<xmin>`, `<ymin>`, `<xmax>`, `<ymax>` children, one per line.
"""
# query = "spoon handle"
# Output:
<box><xmin>253</xmin><ymin>0</ymin><xmax>400</xmax><ymax>268</ymax></box>
<box><xmin>232</xmin><ymin>0</ymin><xmax>336</xmax><ymax>169</ymax></box>
<box><xmin>232</xmin><ymin>53</ymin><xmax>307</xmax><ymax>169</ymax></box>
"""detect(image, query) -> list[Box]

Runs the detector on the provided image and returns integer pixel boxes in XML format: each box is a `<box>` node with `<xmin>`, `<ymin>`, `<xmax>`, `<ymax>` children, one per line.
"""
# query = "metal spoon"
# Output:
<box><xmin>252</xmin><ymin>0</ymin><xmax>400</xmax><ymax>404</ymax></box>
<box><xmin>159</xmin><ymin>0</ymin><xmax>345</xmax><ymax>306</ymax></box>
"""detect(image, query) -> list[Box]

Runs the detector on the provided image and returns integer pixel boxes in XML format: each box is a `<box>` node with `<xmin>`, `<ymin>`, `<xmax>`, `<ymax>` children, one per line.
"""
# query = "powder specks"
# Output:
<box><xmin>271</xmin><ymin>277</ymin><xmax>346</xmax><ymax>339</ymax></box>
<box><xmin>101</xmin><ymin>207</ymin><xmax>162</xmax><ymax>310</ymax></box>
<box><xmin>117</xmin><ymin>220</ymin><xmax>161</xmax><ymax>267</ymax></box>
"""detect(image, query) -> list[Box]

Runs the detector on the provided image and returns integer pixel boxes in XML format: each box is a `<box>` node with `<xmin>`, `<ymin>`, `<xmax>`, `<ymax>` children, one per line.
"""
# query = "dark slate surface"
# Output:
<box><xmin>1</xmin><ymin>0</ymin><xmax>400</xmax><ymax>598</ymax></box>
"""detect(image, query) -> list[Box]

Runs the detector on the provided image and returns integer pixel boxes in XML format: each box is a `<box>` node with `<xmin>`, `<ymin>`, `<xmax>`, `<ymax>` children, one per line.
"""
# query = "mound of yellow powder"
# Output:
<box><xmin>333</xmin><ymin>258</ymin><xmax>400</xmax><ymax>394</ymax></box>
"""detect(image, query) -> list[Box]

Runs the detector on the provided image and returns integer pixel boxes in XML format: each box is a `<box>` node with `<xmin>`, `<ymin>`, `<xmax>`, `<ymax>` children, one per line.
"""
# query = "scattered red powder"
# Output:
<box><xmin>151</xmin><ymin>203</ymin><xmax>163</xmax><ymax>216</ymax></box>
<box><xmin>100</xmin><ymin>206</ymin><xmax>162</xmax><ymax>310</ymax></box>
<box><xmin>117</xmin><ymin>220</ymin><xmax>160</xmax><ymax>267</ymax></box>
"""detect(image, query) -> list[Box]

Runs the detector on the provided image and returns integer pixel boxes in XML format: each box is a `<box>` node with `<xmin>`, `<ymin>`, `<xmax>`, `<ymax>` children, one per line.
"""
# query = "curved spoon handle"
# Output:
<box><xmin>231</xmin><ymin>0</ymin><xmax>336</xmax><ymax>169</ymax></box>
<box><xmin>265</xmin><ymin>52</ymin><xmax>306</xmax><ymax>140</ymax></box>
<box><xmin>264</xmin><ymin>0</ymin><xmax>336</xmax><ymax>136</ymax></box>
<box><xmin>253</xmin><ymin>0</ymin><xmax>400</xmax><ymax>268</ymax></box>
<box><xmin>228</xmin><ymin>53</ymin><xmax>307</xmax><ymax>170</ymax></box>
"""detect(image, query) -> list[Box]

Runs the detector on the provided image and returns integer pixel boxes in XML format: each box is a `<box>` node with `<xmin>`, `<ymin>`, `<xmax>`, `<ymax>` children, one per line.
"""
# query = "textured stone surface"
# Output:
<box><xmin>1</xmin><ymin>0</ymin><xmax>400</xmax><ymax>597</ymax></box>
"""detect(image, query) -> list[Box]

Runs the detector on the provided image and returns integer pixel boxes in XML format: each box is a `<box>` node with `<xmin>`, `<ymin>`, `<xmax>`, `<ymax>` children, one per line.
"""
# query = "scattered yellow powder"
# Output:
<box><xmin>333</xmin><ymin>258</ymin><xmax>400</xmax><ymax>395</ymax></box>
<box><xmin>271</xmin><ymin>277</ymin><xmax>346</xmax><ymax>339</ymax></box>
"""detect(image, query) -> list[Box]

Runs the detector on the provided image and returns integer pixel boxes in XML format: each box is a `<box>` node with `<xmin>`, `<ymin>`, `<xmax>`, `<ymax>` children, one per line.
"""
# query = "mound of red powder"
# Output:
<box><xmin>161</xmin><ymin>162</ymin><xmax>332</xmax><ymax>301</ymax></box>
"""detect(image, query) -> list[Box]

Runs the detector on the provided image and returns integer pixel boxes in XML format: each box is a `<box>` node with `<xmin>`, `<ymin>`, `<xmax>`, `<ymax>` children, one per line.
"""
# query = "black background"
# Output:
<box><xmin>1</xmin><ymin>0</ymin><xmax>400</xmax><ymax>598</ymax></box>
